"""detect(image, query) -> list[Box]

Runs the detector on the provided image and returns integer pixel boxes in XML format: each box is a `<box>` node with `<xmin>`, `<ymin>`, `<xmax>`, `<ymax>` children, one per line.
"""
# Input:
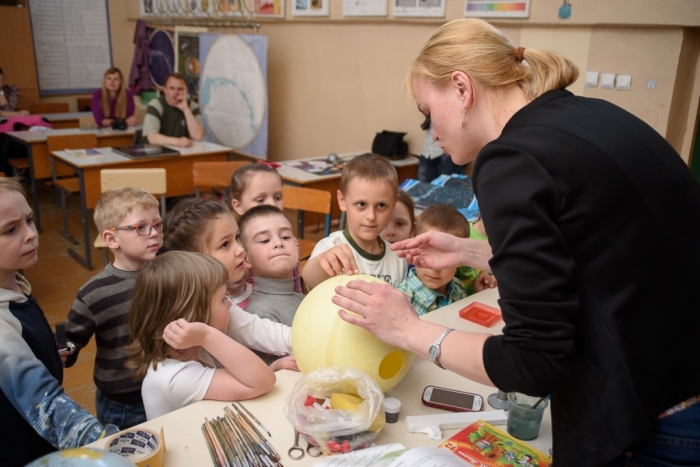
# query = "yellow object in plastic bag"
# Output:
<box><xmin>330</xmin><ymin>393</ymin><xmax>385</xmax><ymax>431</ymax></box>
<box><xmin>284</xmin><ymin>366</ymin><xmax>385</xmax><ymax>455</ymax></box>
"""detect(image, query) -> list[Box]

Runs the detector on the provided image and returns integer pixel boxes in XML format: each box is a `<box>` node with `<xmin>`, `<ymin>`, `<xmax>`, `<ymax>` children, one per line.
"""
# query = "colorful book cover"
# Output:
<box><xmin>438</xmin><ymin>420</ymin><xmax>551</xmax><ymax>467</ymax></box>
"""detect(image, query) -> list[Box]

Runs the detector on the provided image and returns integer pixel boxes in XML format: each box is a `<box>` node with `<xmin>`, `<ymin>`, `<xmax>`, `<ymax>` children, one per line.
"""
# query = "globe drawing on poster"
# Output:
<box><xmin>199</xmin><ymin>34</ymin><xmax>268</xmax><ymax>158</ymax></box>
<box><xmin>148</xmin><ymin>28</ymin><xmax>175</xmax><ymax>88</ymax></box>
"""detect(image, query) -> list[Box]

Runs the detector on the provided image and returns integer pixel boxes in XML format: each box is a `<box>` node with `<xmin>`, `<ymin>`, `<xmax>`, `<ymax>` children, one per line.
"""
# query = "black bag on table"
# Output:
<box><xmin>372</xmin><ymin>130</ymin><xmax>408</xmax><ymax>160</ymax></box>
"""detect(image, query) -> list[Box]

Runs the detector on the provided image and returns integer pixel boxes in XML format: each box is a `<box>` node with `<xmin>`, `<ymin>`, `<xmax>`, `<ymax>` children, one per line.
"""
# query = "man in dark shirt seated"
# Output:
<box><xmin>142</xmin><ymin>73</ymin><xmax>204</xmax><ymax>148</ymax></box>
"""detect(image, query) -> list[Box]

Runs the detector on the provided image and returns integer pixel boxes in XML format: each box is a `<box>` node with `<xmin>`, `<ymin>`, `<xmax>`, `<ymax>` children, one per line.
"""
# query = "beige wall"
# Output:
<box><xmin>37</xmin><ymin>0</ymin><xmax>700</xmax><ymax>163</ymax></box>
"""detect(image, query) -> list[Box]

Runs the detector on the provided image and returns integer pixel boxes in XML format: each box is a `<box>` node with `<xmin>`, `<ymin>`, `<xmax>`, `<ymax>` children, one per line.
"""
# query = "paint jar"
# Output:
<box><xmin>383</xmin><ymin>398</ymin><xmax>401</xmax><ymax>423</ymax></box>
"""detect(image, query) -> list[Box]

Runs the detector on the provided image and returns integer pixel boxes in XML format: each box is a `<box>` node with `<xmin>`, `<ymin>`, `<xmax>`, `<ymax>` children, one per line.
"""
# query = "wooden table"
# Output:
<box><xmin>277</xmin><ymin>151</ymin><xmax>419</xmax><ymax>229</ymax></box>
<box><xmin>7</xmin><ymin>126</ymin><xmax>138</xmax><ymax>231</ymax></box>
<box><xmin>87</xmin><ymin>288</ymin><xmax>552</xmax><ymax>466</ymax></box>
<box><xmin>50</xmin><ymin>141</ymin><xmax>232</xmax><ymax>269</ymax></box>
<box><xmin>39</xmin><ymin>111</ymin><xmax>93</xmax><ymax>129</ymax></box>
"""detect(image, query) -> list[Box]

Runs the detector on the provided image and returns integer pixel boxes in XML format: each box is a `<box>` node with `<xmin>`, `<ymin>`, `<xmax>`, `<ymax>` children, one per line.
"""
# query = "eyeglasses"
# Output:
<box><xmin>109</xmin><ymin>221</ymin><xmax>163</xmax><ymax>236</ymax></box>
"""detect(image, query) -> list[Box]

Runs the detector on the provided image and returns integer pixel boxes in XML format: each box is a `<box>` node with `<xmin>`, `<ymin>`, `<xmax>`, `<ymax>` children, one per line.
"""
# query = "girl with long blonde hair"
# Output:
<box><xmin>91</xmin><ymin>67</ymin><xmax>137</xmax><ymax>128</ymax></box>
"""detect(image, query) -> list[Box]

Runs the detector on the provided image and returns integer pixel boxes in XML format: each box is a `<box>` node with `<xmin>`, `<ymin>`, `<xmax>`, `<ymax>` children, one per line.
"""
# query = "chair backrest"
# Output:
<box><xmin>282</xmin><ymin>184</ymin><xmax>332</xmax><ymax>238</ymax></box>
<box><xmin>79</xmin><ymin>115</ymin><xmax>97</xmax><ymax>128</ymax></box>
<box><xmin>30</xmin><ymin>102</ymin><xmax>70</xmax><ymax>114</ymax></box>
<box><xmin>100</xmin><ymin>168</ymin><xmax>168</xmax><ymax>217</ymax></box>
<box><xmin>192</xmin><ymin>161</ymin><xmax>249</xmax><ymax>196</ymax></box>
<box><xmin>76</xmin><ymin>97</ymin><xmax>92</xmax><ymax>112</ymax></box>
<box><xmin>46</xmin><ymin>133</ymin><xmax>99</xmax><ymax>153</ymax></box>
<box><xmin>134</xmin><ymin>105</ymin><xmax>147</xmax><ymax>125</ymax></box>
<box><xmin>132</xmin><ymin>128</ymin><xmax>143</xmax><ymax>145</ymax></box>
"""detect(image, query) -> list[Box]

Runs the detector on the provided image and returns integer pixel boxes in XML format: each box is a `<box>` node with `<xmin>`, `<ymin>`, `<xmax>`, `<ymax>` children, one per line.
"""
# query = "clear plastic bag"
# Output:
<box><xmin>283</xmin><ymin>366</ymin><xmax>385</xmax><ymax>454</ymax></box>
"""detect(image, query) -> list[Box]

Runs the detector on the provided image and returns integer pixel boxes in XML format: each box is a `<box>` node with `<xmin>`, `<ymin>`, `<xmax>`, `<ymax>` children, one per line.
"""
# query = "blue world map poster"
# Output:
<box><xmin>199</xmin><ymin>33</ymin><xmax>269</xmax><ymax>159</ymax></box>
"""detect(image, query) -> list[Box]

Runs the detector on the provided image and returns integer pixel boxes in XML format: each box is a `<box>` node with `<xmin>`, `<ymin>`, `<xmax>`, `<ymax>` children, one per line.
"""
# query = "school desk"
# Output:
<box><xmin>39</xmin><ymin>111</ymin><xmax>93</xmax><ymax>129</ymax></box>
<box><xmin>6</xmin><ymin>126</ymin><xmax>138</xmax><ymax>231</ymax></box>
<box><xmin>50</xmin><ymin>141</ymin><xmax>232</xmax><ymax>270</ymax></box>
<box><xmin>87</xmin><ymin>287</ymin><xmax>552</xmax><ymax>466</ymax></box>
<box><xmin>277</xmin><ymin>152</ymin><xmax>419</xmax><ymax>229</ymax></box>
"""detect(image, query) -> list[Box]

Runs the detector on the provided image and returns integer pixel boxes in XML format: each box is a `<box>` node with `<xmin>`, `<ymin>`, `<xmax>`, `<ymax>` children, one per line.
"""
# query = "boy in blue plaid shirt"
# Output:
<box><xmin>397</xmin><ymin>204</ymin><xmax>471</xmax><ymax>316</ymax></box>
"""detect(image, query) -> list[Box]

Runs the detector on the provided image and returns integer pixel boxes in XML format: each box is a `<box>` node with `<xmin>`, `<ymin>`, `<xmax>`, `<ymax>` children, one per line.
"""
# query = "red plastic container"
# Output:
<box><xmin>459</xmin><ymin>302</ymin><xmax>502</xmax><ymax>328</ymax></box>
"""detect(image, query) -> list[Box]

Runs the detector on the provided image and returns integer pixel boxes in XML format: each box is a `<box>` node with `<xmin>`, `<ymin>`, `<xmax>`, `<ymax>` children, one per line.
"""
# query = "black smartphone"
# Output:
<box><xmin>421</xmin><ymin>386</ymin><xmax>483</xmax><ymax>412</ymax></box>
<box><xmin>55</xmin><ymin>322</ymin><xmax>67</xmax><ymax>351</ymax></box>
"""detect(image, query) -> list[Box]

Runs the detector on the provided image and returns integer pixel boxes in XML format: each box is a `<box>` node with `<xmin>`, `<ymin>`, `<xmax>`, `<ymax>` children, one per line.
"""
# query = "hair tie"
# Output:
<box><xmin>515</xmin><ymin>46</ymin><xmax>526</xmax><ymax>63</ymax></box>
<box><xmin>256</xmin><ymin>160</ymin><xmax>281</xmax><ymax>170</ymax></box>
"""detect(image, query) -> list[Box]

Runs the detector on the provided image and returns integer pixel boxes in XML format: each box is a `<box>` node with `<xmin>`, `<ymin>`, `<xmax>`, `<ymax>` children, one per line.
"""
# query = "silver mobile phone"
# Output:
<box><xmin>421</xmin><ymin>385</ymin><xmax>483</xmax><ymax>412</ymax></box>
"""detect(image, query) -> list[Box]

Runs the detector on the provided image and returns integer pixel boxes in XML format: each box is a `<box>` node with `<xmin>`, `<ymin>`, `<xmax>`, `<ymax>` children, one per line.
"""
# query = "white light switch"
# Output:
<box><xmin>616</xmin><ymin>74</ymin><xmax>631</xmax><ymax>90</ymax></box>
<box><xmin>600</xmin><ymin>73</ymin><xmax>615</xmax><ymax>89</ymax></box>
<box><xmin>585</xmin><ymin>70</ymin><xmax>599</xmax><ymax>87</ymax></box>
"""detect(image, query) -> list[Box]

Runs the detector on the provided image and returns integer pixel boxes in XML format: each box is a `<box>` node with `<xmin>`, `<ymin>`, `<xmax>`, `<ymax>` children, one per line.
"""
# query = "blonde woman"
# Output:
<box><xmin>91</xmin><ymin>67</ymin><xmax>136</xmax><ymax>128</ymax></box>
<box><xmin>127</xmin><ymin>251</ymin><xmax>275</xmax><ymax>420</ymax></box>
<box><xmin>333</xmin><ymin>18</ymin><xmax>700</xmax><ymax>466</ymax></box>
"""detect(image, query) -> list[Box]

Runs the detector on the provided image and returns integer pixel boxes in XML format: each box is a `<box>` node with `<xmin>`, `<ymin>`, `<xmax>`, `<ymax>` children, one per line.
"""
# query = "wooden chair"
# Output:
<box><xmin>282</xmin><ymin>184</ymin><xmax>332</xmax><ymax>260</ymax></box>
<box><xmin>78</xmin><ymin>115</ymin><xmax>97</xmax><ymax>128</ymax></box>
<box><xmin>192</xmin><ymin>161</ymin><xmax>249</xmax><ymax>197</ymax></box>
<box><xmin>30</xmin><ymin>102</ymin><xmax>70</xmax><ymax>114</ymax></box>
<box><xmin>94</xmin><ymin>168</ymin><xmax>167</xmax><ymax>265</ymax></box>
<box><xmin>8</xmin><ymin>155</ymin><xmax>30</xmax><ymax>177</ymax></box>
<box><xmin>46</xmin><ymin>134</ymin><xmax>98</xmax><ymax>244</ymax></box>
<box><xmin>76</xmin><ymin>97</ymin><xmax>92</xmax><ymax>111</ymax></box>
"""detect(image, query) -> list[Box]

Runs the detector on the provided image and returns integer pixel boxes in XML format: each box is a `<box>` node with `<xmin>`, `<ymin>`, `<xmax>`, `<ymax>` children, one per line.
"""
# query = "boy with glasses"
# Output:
<box><xmin>65</xmin><ymin>187</ymin><xmax>163</xmax><ymax>429</ymax></box>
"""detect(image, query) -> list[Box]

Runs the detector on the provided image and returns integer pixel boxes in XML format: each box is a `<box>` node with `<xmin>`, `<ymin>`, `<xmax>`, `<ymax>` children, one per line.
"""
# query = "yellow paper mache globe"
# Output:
<box><xmin>292</xmin><ymin>274</ymin><xmax>414</xmax><ymax>392</ymax></box>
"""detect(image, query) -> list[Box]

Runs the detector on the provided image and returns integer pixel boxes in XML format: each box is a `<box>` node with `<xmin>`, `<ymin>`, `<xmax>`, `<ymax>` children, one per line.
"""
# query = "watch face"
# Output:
<box><xmin>429</xmin><ymin>345</ymin><xmax>439</xmax><ymax>362</ymax></box>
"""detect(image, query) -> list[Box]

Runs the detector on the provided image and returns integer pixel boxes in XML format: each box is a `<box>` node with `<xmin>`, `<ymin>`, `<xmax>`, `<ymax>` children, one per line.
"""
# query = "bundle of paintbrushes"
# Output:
<box><xmin>202</xmin><ymin>402</ymin><xmax>283</xmax><ymax>467</ymax></box>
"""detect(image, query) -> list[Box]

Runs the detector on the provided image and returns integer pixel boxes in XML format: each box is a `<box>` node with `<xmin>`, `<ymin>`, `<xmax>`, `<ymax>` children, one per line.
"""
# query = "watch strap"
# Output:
<box><xmin>430</xmin><ymin>327</ymin><xmax>454</xmax><ymax>369</ymax></box>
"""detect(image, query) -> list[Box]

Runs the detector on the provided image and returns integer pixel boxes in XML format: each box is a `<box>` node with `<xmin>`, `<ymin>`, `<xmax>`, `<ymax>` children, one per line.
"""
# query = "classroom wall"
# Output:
<box><xmin>33</xmin><ymin>0</ymin><xmax>700</xmax><ymax>164</ymax></box>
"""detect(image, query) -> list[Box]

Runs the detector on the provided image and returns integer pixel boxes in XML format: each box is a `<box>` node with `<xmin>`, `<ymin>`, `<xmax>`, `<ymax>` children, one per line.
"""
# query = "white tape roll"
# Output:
<box><xmin>105</xmin><ymin>426</ymin><xmax>166</xmax><ymax>467</ymax></box>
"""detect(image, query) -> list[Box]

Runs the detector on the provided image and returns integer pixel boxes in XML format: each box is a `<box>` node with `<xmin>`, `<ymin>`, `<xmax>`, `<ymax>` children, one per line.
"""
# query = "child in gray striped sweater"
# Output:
<box><xmin>65</xmin><ymin>186</ymin><xmax>163</xmax><ymax>429</ymax></box>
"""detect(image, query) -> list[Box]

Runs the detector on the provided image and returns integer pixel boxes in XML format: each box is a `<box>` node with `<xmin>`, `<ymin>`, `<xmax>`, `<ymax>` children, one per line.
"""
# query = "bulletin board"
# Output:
<box><xmin>28</xmin><ymin>0</ymin><xmax>113</xmax><ymax>95</ymax></box>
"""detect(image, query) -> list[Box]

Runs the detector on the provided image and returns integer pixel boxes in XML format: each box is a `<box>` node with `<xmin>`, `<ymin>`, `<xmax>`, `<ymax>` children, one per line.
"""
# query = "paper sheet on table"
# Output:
<box><xmin>385</xmin><ymin>446</ymin><xmax>467</xmax><ymax>467</ymax></box>
<box><xmin>313</xmin><ymin>443</ymin><xmax>406</xmax><ymax>467</ymax></box>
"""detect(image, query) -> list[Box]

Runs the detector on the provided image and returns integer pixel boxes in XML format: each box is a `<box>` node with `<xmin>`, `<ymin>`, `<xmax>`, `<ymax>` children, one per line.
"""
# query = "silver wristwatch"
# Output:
<box><xmin>428</xmin><ymin>328</ymin><xmax>454</xmax><ymax>369</ymax></box>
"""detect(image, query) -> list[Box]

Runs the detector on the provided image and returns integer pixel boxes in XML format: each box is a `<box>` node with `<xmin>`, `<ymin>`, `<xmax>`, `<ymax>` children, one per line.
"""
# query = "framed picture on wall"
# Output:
<box><xmin>464</xmin><ymin>0</ymin><xmax>530</xmax><ymax>18</ymax></box>
<box><xmin>218</xmin><ymin>0</ymin><xmax>245</xmax><ymax>16</ymax></box>
<box><xmin>343</xmin><ymin>0</ymin><xmax>388</xmax><ymax>17</ymax></box>
<box><xmin>254</xmin><ymin>0</ymin><xmax>285</xmax><ymax>17</ymax></box>
<box><xmin>292</xmin><ymin>0</ymin><xmax>329</xmax><ymax>16</ymax></box>
<box><xmin>393</xmin><ymin>0</ymin><xmax>444</xmax><ymax>17</ymax></box>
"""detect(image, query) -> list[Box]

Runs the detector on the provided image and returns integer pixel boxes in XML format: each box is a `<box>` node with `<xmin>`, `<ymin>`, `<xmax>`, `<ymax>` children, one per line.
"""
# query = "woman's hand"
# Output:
<box><xmin>163</xmin><ymin>318</ymin><xmax>210</xmax><ymax>349</ymax></box>
<box><xmin>269</xmin><ymin>355</ymin><xmax>299</xmax><ymax>372</ymax></box>
<box><xmin>332</xmin><ymin>279</ymin><xmax>422</xmax><ymax>349</ymax></box>
<box><xmin>391</xmin><ymin>231</ymin><xmax>465</xmax><ymax>269</ymax></box>
<box><xmin>392</xmin><ymin>231</ymin><xmax>493</xmax><ymax>273</ymax></box>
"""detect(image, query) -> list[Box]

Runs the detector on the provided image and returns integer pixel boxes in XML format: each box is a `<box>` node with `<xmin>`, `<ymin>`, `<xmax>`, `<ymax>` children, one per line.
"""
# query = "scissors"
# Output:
<box><xmin>288</xmin><ymin>429</ymin><xmax>322</xmax><ymax>460</ymax></box>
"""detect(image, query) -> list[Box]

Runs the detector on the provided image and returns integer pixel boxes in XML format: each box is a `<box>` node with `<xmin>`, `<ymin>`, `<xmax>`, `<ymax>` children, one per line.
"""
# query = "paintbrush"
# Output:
<box><xmin>234</xmin><ymin>401</ymin><xmax>272</xmax><ymax>437</ymax></box>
